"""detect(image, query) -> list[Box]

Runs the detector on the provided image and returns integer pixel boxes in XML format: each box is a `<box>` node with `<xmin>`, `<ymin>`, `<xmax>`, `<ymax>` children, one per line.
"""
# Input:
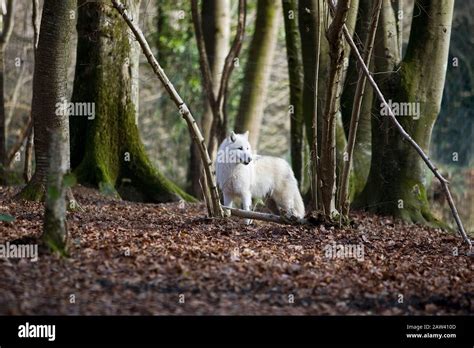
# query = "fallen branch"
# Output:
<box><xmin>328</xmin><ymin>1</ymin><xmax>472</xmax><ymax>249</ymax></box>
<box><xmin>223</xmin><ymin>206</ymin><xmax>307</xmax><ymax>225</ymax></box>
<box><xmin>112</xmin><ymin>0</ymin><xmax>223</xmax><ymax>217</ymax></box>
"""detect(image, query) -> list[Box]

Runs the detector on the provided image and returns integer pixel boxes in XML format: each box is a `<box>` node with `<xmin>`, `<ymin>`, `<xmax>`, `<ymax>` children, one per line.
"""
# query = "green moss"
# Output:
<box><xmin>16</xmin><ymin>181</ymin><xmax>46</xmax><ymax>202</ymax></box>
<box><xmin>70</xmin><ymin>1</ymin><xmax>193</xmax><ymax>204</ymax></box>
<box><xmin>42</xmin><ymin>217</ymin><xmax>69</xmax><ymax>257</ymax></box>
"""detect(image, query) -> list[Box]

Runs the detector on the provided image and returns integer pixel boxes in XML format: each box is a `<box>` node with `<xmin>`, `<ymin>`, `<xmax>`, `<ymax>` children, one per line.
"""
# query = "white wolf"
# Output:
<box><xmin>216</xmin><ymin>131</ymin><xmax>305</xmax><ymax>222</ymax></box>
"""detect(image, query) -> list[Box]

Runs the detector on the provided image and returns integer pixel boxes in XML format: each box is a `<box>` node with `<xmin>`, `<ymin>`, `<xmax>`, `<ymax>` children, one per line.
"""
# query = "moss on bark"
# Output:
<box><xmin>71</xmin><ymin>0</ymin><xmax>194</xmax><ymax>203</ymax></box>
<box><xmin>355</xmin><ymin>0</ymin><xmax>454</xmax><ymax>225</ymax></box>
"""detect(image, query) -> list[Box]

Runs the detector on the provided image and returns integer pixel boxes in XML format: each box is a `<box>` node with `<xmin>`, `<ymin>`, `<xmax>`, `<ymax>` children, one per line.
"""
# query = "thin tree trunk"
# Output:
<box><xmin>32</xmin><ymin>0</ymin><xmax>77</xmax><ymax>254</ymax></box>
<box><xmin>24</xmin><ymin>0</ymin><xmax>40</xmax><ymax>183</ymax></box>
<box><xmin>201</xmin><ymin>0</ymin><xmax>230</xmax><ymax>145</ymax></box>
<box><xmin>282</xmin><ymin>0</ymin><xmax>304</xmax><ymax>186</ymax></box>
<box><xmin>0</xmin><ymin>0</ymin><xmax>14</xmax><ymax>183</ymax></box>
<box><xmin>189</xmin><ymin>0</ymin><xmax>230</xmax><ymax>197</ymax></box>
<box><xmin>17</xmin><ymin>0</ymin><xmax>75</xmax><ymax>201</ymax></box>
<box><xmin>43</xmin><ymin>128</ymin><xmax>69</xmax><ymax>255</ymax></box>
<box><xmin>319</xmin><ymin>0</ymin><xmax>351</xmax><ymax>217</ymax></box>
<box><xmin>340</xmin><ymin>0</ymin><xmax>374</xmax><ymax>200</ymax></box>
<box><xmin>337</xmin><ymin>0</ymin><xmax>381</xmax><ymax>216</ymax></box>
<box><xmin>234</xmin><ymin>0</ymin><xmax>281</xmax><ymax>148</ymax></box>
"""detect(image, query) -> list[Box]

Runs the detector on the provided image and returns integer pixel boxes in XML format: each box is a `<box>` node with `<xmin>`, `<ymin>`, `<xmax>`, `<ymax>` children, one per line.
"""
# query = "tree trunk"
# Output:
<box><xmin>234</xmin><ymin>0</ymin><xmax>281</xmax><ymax>148</ymax></box>
<box><xmin>70</xmin><ymin>0</ymin><xmax>193</xmax><ymax>203</ymax></box>
<box><xmin>0</xmin><ymin>0</ymin><xmax>14</xmax><ymax>184</ymax></box>
<box><xmin>189</xmin><ymin>0</ymin><xmax>230</xmax><ymax>197</ymax></box>
<box><xmin>356</xmin><ymin>0</ymin><xmax>454</xmax><ymax>224</ymax></box>
<box><xmin>26</xmin><ymin>0</ymin><xmax>76</xmax><ymax>256</ymax></box>
<box><xmin>299</xmin><ymin>0</ymin><xmax>358</xmax><ymax>203</ymax></box>
<box><xmin>43</xmin><ymin>130</ymin><xmax>69</xmax><ymax>256</ymax></box>
<box><xmin>337</xmin><ymin>0</ymin><xmax>381</xmax><ymax>216</ymax></box>
<box><xmin>282</xmin><ymin>0</ymin><xmax>304</xmax><ymax>187</ymax></box>
<box><xmin>340</xmin><ymin>0</ymin><xmax>374</xmax><ymax>200</ymax></box>
<box><xmin>319</xmin><ymin>0</ymin><xmax>351</xmax><ymax>216</ymax></box>
<box><xmin>17</xmin><ymin>0</ymin><xmax>74</xmax><ymax>201</ymax></box>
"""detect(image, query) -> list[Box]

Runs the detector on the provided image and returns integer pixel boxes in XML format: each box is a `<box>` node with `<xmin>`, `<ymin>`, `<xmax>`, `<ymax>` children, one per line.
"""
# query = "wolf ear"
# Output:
<box><xmin>243</xmin><ymin>130</ymin><xmax>249</xmax><ymax>139</ymax></box>
<box><xmin>230</xmin><ymin>131</ymin><xmax>236</xmax><ymax>142</ymax></box>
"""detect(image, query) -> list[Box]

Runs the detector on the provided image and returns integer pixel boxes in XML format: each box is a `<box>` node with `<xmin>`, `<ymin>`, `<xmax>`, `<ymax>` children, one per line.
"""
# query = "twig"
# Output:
<box><xmin>112</xmin><ymin>0</ymin><xmax>223</xmax><ymax>217</ymax></box>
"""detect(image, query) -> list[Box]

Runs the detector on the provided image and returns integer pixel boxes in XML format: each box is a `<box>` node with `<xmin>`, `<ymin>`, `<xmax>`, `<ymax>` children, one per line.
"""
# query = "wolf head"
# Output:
<box><xmin>217</xmin><ymin>131</ymin><xmax>253</xmax><ymax>165</ymax></box>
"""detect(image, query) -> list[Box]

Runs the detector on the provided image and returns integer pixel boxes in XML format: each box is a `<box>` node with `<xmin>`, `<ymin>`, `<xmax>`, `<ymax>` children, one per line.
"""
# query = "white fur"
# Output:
<box><xmin>216</xmin><ymin>131</ymin><xmax>305</xmax><ymax>223</ymax></box>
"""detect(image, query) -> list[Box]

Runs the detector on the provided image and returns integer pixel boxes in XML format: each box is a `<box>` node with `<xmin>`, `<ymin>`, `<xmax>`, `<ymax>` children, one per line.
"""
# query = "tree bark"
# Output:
<box><xmin>234</xmin><ymin>0</ymin><xmax>281</xmax><ymax>148</ymax></box>
<box><xmin>282</xmin><ymin>0</ymin><xmax>304</xmax><ymax>187</ymax></box>
<box><xmin>337</xmin><ymin>0</ymin><xmax>381</xmax><ymax>216</ymax></box>
<box><xmin>0</xmin><ymin>0</ymin><xmax>14</xmax><ymax>183</ymax></box>
<box><xmin>23</xmin><ymin>0</ymin><xmax>76</xmax><ymax>255</ymax></box>
<box><xmin>113</xmin><ymin>0</ymin><xmax>222</xmax><ymax>216</ymax></box>
<box><xmin>189</xmin><ymin>0</ymin><xmax>230</xmax><ymax>197</ymax></box>
<box><xmin>356</xmin><ymin>0</ymin><xmax>455</xmax><ymax>224</ymax></box>
<box><xmin>70</xmin><ymin>0</ymin><xmax>193</xmax><ymax>203</ymax></box>
<box><xmin>319</xmin><ymin>0</ymin><xmax>351</xmax><ymax>216</ymax></box>
<box><xmin>17</xmin><ymin>0</ymin><xmax>74</xmax><ymax>201</ymax></box>
<box><xmin>299</xmin><ymin>0</ymin><xmax>358</xmax><ymax>205</ymax></box>
<box><xmin>340</xmin><ymin>0</ymin><xmax>374</xmax><ymax>201</ymax></box>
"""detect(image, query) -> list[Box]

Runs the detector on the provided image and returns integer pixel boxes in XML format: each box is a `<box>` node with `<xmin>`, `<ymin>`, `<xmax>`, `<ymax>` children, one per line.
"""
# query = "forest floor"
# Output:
<box><xmin>0</xmin><ymin>186</ymin><xmax>472</xmax><ymax>315</ymax></box>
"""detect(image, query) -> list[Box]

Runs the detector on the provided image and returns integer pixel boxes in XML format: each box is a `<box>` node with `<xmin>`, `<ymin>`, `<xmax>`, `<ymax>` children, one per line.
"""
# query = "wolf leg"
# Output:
<box><xmin>242</xmin><ymin>192</ymin><xmax>253</xmax><ymax>225</ymax></box>
<box><xmin>223</xmin><ymin>192</ymin><xmax>233</xmax><ymax>208</ymax></box>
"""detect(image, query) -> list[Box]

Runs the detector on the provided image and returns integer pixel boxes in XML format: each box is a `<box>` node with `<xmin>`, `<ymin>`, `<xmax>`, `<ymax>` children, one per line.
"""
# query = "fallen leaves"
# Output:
<box><xmin>0</xmin><ymin>185</ymin><xmax>472</xmax><ymax>315</ymax></box>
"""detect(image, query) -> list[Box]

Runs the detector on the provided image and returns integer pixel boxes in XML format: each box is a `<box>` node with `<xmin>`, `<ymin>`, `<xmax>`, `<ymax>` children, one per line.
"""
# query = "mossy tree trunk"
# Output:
<box><xmin>234</xmin><ymin>0</ymin><xmax>281</xmax><ymax>148</ymax></box>
<box><xmin>356</xmin><ymin>0</ymin><xmax>454</xmax><ymax>224</ymax></box>
<box><xmin>282</xmin><ymin>0</ymin><xmax>304</xmax><ymax>187</ymax></box>
<box><xmin>70</xmin><ymin>0</ymin><xmax>193</xmax><ymax>203</ymax></box>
